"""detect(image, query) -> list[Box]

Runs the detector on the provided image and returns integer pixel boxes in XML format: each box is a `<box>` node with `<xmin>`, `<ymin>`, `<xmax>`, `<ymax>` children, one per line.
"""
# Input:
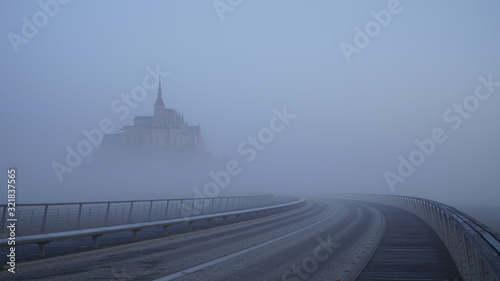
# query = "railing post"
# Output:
<box><xmin>190</xmin><ymin>199</ymin><xmax>195</xmax><ymax>215</ymax></box>
<box><xmin>443</xmin><ymin>216</ymin><xmax>452</xmax><ymax>255</ymax></box>
<box><xmin>201</xmin><ymin>199</ymin><xmax>207</xmax><ymax>214</ymax></box>
<box><xmin>422</xmin><ymin>202</ymin><xmax>429</xmax><ymax>223</ymax></box>
<box><xmin>209</xmin><ymin>198</ymin><xmax>215</xmax><ymax>213</ymax></box>
<box><xmin>180</xmin><ymin>200</ymin><xmax>184</xmax><ymax>217</ymax></box>
<box><xmin>54</xmin><ymin>209</ymin><xmax>60</xmax><ymax>231</ymax></box>
<box><xmin>76</xmin><ymin>203</ymin><xmax>83</xmax><ymax>230</ymax></box>
<box><xmin>128</xmin><ymin>202</ymin><xmax>134</xmax><ymax>224</ymax></box>
<box><xmin>164</xmin><ymin>200</ymin><xmax>170</xmax><ymax>219</ymax></box>
<box><xmin>450</xmin><ymin>221</ymin><xmax>460</xmax><ymax>268</ymax></box>
<box><xmin>461</xmin><ymin>232</ymin><xmax>472</xmax><ymax>280</ymax></box>
<box><xmin>41</xmin><ymin>205</ymin><xmax>49</xmax><ymax>234</ymax></box>
<box><xmin>104</xmin><ymin>203</ymin><xmax>111</xmax><ymax>226</ymax></box>
<box><xmin>147</xmin><ymin>200</ymin><xmax>154</xmax><ymax>221</ymax></box>
<box><xmin>118</xmin><ymin>205</ymin><xmax>125</xmax><ymax>224</ymax></box>
<box><xmin>64</xmin><ymin>208</ymin><xmax>71</xmax><ymax>231</ymax></box>
<box><xmin>438</xmin><ymin>210</ymin><xmax>446</xmax><ymax>240</ymax></box>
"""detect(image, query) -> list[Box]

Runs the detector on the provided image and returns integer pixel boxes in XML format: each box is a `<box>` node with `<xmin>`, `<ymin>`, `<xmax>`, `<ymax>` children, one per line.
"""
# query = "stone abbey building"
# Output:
<box><xmin>100</xmin><ymin>80</ymin><xmax>205</xmax><ymax>157</ymax></box>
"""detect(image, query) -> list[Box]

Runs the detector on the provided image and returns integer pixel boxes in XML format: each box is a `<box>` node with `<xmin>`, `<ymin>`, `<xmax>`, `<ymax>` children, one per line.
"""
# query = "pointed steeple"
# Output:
<box><xmin>154</xmin><ymin>77</ymin><xmax>165</xmax><ymax>107</ymax></box>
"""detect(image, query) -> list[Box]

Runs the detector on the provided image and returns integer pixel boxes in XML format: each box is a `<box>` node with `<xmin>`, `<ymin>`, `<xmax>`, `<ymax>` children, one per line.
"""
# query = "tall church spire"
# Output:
<box><xmin>154</xmin><ymin>77</ymin><xmax>165</xmax><ymax>107</ymax></box>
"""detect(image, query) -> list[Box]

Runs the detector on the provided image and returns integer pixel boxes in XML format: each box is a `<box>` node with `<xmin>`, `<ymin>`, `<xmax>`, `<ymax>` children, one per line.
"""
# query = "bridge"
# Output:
<box><xmin>1</xmin><ymin>194</ymin><xmax>499</xmax><ymax>281</ymax></box>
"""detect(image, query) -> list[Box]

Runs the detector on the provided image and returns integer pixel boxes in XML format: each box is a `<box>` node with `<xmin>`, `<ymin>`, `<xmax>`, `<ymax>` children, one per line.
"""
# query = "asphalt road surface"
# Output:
<box><xmin>1</xmin><ymin>199</ymin><xmax>384</xmax><ymax>281</ymax></box>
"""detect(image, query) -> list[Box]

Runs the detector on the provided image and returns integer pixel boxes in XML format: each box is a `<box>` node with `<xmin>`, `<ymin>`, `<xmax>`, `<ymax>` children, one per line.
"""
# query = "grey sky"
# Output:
<box><xmin>1</xmin><ymin>1</ymin><xmax>500</xmax><ymax>207</ymax></box>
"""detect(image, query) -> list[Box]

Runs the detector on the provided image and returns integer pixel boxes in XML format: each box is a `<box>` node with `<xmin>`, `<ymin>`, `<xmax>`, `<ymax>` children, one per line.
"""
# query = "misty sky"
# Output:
<box><xmin>1</xmin><ymin>1</ymin><xmax>500</xmax><ymax>207</ymax></box>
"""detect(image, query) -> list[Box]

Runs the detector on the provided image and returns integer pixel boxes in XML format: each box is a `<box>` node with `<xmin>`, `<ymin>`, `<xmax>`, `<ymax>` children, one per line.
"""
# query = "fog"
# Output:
<box><xmin>1</xmin><ymin>0</ymin><xmax>500</xmax><ymax>219</ymax></box>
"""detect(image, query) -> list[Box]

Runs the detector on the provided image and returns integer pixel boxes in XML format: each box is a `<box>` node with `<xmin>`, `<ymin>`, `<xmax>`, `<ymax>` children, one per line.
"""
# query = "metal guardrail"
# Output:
<box><xmin>334</xmin><ymin>193</ymin><xmax>500</xmax><ymax>281</ymax></box>
<box><xmin>0</xmin><ymin>195</ymin><xmax>304</xmax><ymax>257</ymax></box>
<box><xmin>0</xmin><ymin>194</ymin><xmax>274</xmax><ymax>238</ymax></box>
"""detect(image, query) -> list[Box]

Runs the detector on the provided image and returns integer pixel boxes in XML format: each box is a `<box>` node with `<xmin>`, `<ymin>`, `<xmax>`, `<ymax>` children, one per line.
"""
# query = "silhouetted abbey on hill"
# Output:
<box><xmin>100</xmin><ymin>79</ymin><xmax>205</xmax><ymax>158</ymax></box>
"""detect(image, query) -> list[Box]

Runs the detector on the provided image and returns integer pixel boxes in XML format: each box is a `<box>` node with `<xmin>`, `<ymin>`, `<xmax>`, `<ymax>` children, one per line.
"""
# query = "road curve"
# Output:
<box><xmin>1</xmin><ymin>199</ymin><xmax>384</xmax><ymax>281</ymax></box>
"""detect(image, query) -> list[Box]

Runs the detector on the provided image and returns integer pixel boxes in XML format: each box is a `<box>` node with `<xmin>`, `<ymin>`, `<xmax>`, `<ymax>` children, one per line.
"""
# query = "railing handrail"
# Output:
<box><xmin>0</xmin><ymin>194</ymin><xmax>274</xmax><ymax>207</ymax></box>
<box><xmin>0</xmin><ymin>196</ymin><xmax>303</xmax><ymax>257</ymax></box>
<box><xmin>437</xmin><ymin>202</ymin><xmax>500</xmax><ymax>253</ymax></box>
<box><xmin>0</xmin><ymin>197</ymin><xmax>305</xmax><ymax>246</ymax></box>
<box><xmin>0</xmin><ymin>194</ymin><xmax>275</xmax><ymax>239</ymax></box>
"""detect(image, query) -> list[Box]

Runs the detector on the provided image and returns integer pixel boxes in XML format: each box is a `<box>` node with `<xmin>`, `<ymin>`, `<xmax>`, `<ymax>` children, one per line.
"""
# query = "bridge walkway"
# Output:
<box><xmin>356</xmin><ymin>204</ymin><xmax>463</xmax><ymax>281</ymax></box>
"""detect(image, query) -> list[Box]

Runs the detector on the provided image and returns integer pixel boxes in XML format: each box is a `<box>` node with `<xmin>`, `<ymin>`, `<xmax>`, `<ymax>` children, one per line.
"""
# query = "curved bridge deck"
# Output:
<box><xmin>357</xmin><ymin>203</ymin><xmax>462</xmax><ymax>281</ymax></box>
